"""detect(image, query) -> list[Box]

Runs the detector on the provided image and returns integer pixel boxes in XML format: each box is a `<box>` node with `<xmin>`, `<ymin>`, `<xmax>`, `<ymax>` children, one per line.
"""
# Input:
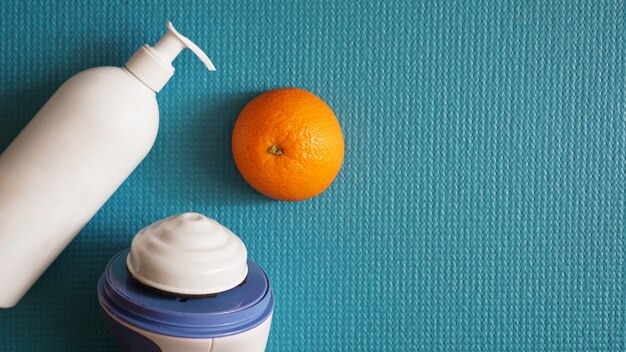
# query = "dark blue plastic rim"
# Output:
<box><xmin>97</xmin><ymin>250</ymin><xmax>274</xmax><ymax>338</ymax></box>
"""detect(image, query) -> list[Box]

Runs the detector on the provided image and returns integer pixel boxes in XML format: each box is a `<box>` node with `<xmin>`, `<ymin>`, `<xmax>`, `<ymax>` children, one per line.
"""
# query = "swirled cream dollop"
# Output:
<box><xmin>126</xmin><ymin>213</ymin><xmax>248</xmax><ymax>296</ymax></box>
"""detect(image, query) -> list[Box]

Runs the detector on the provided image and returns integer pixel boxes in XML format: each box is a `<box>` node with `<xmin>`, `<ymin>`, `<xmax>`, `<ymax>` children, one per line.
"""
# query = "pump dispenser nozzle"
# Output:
<box><xmin>125</xmin><ymin>21</ymin><xmax>215</xmax><ymax>92</ymax></box>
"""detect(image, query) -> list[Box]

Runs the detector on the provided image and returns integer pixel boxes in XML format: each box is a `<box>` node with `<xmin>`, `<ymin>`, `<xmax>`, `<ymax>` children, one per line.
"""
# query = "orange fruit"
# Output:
<box><xmin>232</xmin><ymin>88</ymin><xmax>344</xmax><ymax>201</ymax></box>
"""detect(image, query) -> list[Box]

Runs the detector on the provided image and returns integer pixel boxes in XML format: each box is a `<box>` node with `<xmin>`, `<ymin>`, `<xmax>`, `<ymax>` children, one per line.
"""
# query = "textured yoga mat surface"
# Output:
<box><xmin>0</xmin><ymin>1</ymin><xmax>623</xmax><ymax>351</ymax></box>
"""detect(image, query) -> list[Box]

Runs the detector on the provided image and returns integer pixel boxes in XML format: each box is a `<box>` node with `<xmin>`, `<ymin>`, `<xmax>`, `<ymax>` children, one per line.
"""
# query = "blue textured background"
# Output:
<box><xmin>0</xmin><ymin>1</ymin><xmax>624</xmax><ymax>351</ymax></box>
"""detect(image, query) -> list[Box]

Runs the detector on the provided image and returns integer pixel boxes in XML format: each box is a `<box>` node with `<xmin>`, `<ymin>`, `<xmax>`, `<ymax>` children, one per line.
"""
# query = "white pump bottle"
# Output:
<box><xmin>0</xmin><ymin>22</ymin><xmax>215</xmax><ymax>308</ymax></box>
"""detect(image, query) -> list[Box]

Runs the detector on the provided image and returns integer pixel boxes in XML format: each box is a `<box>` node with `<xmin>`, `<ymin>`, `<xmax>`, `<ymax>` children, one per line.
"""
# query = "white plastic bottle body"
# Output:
<box><xmin>0</xmin><ymin>67</ymin><xmax>159</xmax><ymax>308</ymax></box>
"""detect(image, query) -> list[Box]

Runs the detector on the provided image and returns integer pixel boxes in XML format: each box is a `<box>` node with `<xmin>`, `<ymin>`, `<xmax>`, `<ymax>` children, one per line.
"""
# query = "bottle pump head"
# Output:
<box><xmin>125</xmin><ymin>22</ymin><xmax>215</xmax><ymax>92</ymax></box>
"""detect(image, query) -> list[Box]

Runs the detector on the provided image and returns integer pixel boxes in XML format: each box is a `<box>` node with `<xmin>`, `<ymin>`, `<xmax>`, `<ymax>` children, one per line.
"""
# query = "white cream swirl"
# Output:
<box><xmin>127</xmin><ymin>213</ymin><xmax>248</xmax><ymax>295</ymax></box>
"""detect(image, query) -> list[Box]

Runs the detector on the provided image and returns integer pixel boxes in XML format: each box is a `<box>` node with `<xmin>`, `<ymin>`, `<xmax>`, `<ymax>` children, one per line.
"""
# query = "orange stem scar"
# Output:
<box><xmin>267</xmin><ymin>145</ymin><xmax>284</xmax><ymax>156</ymax></box>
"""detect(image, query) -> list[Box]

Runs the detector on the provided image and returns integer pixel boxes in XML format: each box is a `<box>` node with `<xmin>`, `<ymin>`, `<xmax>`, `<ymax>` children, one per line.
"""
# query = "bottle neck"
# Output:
<box><xmin>125</xmin><ymin>45</ymin><xmax>175</xmax><ymax>93</ymax></box>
